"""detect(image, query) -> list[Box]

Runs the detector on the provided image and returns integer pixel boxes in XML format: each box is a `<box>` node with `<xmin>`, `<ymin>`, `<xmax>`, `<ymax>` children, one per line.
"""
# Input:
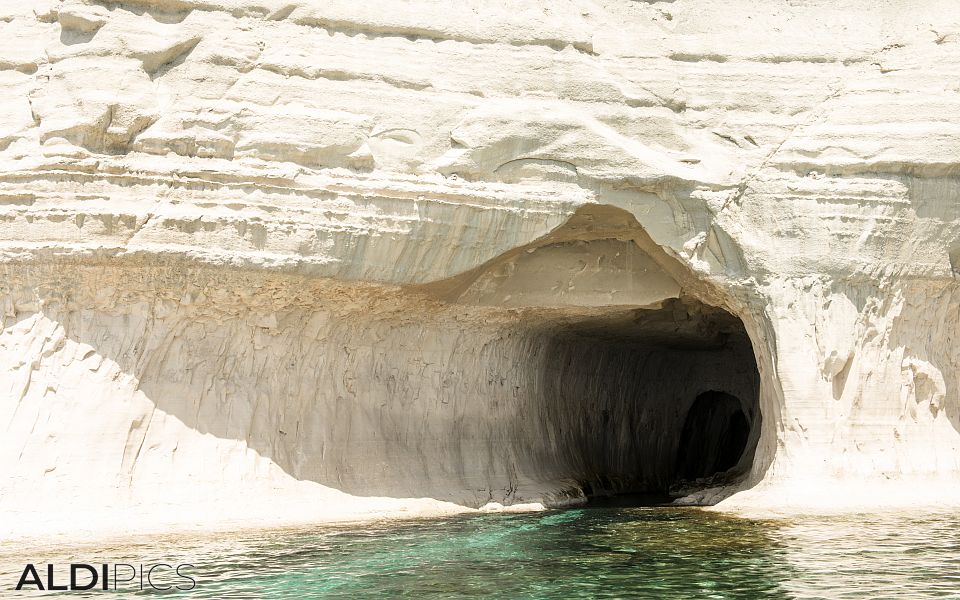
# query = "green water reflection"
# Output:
<box><xmin>4</xmin><ymin>507</ymin><xmax>960</xmax><ymax>598</ymax></box>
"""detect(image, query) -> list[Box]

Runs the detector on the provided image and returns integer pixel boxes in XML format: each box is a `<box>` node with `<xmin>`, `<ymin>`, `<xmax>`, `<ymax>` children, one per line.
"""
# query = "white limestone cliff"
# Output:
<box><xmin>2</xmin><ymin>0</ymin><xmax>960</xmax><ymax>538</ymax></box>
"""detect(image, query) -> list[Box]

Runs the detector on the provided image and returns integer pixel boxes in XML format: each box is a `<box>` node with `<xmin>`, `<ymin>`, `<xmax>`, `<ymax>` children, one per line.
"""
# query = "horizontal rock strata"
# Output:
<box><xmin>1</xmin><ymin>0</ymin><xmax>960</xmax><ymax>534</ymax></box>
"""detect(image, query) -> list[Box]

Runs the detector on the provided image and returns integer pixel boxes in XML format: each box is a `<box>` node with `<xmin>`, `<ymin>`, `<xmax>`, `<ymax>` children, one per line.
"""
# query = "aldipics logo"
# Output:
<box><xmin>15</xmin><ymin>563</ymin><xmax>196</xmax><ymax>592</ymax></box>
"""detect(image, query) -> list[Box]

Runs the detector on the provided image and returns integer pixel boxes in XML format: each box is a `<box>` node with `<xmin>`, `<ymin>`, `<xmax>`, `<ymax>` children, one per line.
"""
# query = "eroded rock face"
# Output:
<box><xmin>2</xmin><ymin>264</ymin><xmax>759</xmax><ymax>511</ymax></box>
<box><xmin>1</xmin><ymin>0</ymin><xmax>959</xmax><ymax>533</ymax></box>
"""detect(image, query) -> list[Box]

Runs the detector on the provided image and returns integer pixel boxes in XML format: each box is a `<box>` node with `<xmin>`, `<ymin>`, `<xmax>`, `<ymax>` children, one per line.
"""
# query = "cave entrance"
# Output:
<box><xmin>674</xmin><ymin>391</ymin><xmax>751</xmax><ymax>481</ymax></box>
<box><xmin>525</xmin><ymin>296</ymin><xmax>761</xmax><ymax>505</ymax></box>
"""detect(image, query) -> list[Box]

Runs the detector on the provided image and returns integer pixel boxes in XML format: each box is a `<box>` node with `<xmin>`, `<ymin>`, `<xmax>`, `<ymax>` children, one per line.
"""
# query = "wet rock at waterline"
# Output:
<box><xmin>2</xmin><ymin>0</ymin><xmax>960</xmax><ymax>537</ymax></box>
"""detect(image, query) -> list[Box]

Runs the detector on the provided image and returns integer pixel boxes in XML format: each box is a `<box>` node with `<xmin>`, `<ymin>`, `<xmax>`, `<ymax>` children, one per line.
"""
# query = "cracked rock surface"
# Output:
<box><xmin>1</xmin><ymin>0</ymin><xmax>960</xmax><ymax>536</ymax></box>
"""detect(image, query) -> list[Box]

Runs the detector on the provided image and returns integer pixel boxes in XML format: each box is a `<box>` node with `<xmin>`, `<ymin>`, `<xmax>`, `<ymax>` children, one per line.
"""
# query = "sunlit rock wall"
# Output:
<box><xmin>1</xmin><ymin>0</ymin><xmax>960</xmax><ymax>533</ymax></box>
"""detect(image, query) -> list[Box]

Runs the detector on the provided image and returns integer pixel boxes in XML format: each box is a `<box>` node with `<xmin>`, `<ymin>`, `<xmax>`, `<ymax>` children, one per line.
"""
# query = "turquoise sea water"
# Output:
<box><xmin>4</xmin><ymin>507</ymin><xmax>960</xmax><ymax>598</ymax></box>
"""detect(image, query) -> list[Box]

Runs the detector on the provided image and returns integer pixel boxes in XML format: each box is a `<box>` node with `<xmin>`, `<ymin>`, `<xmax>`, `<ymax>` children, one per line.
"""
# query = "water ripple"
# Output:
<box><xmin>2</xmin><ymin>509</ymin><xmax>960</xmax><ymax>598</ymax></box>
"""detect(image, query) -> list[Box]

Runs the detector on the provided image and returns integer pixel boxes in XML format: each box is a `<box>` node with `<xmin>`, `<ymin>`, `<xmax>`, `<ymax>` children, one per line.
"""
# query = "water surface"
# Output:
<box><xmin>4</xmin><ymin>507</ymin><xmax>960</xmax><ymax>598</ymax></box>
